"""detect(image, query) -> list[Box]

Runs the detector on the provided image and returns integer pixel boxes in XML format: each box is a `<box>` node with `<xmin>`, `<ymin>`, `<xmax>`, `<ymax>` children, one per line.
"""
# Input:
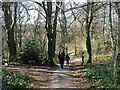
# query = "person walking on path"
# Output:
<box><xmin>66</xmin><ymin>54</ymin><xmax>70</xmax><ymax>65</ymax></box>
<box><xmin>58</xmin><ymin>52</ymin><xmax>64</xmax><ymax>69</ymax></box>
<box><xmin>62</xmin><ymin>50</ymin><xmax>65</xmax><ymax>65</ymax></box>
<box><xmin>81</xmin><ymin>55</ymin><xmax>84</xmax><ymax>65</ymax></box>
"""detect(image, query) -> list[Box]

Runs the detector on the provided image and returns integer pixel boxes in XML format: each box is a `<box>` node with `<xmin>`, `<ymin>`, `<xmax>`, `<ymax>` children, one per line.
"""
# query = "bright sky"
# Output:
<box><xmin>65</xmin><ymin>0</ymin><xmax>86</xmax><ymax>3</ymax></box>
<box><xmin>1</xmin><ymin>0</ymin><xmax>86</xmax><ymax>3</ymax></box>
<box><xmin>28</xmin><ymin>0</ymin><xmax>86</xmax><ymax>24</ymax></box>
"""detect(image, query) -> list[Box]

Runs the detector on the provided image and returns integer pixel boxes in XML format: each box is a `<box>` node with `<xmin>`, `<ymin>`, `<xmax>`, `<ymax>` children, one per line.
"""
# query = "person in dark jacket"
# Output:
<box><xmin>81</xmin><ymin>51</ymin><xmax>84</xmax><ymax>65</ymax></box>
<box><xmin>81</xmin><ymin>55</ymin><xmax>84</xmax><ymax>65</ymax></box>
<box><xmin>61</xmin><ymin>50</ymin><xmax>65</xmax><ymax>65</ymax></box>
<box><xmin>66</xmin><ymin>54</ymin><xmax>70</xmax><ymax>65</ymax></box>
<box><xmin>58</xmin><ymin>52</ymin><xmax>64</xmax><ymax>69</ymax></box>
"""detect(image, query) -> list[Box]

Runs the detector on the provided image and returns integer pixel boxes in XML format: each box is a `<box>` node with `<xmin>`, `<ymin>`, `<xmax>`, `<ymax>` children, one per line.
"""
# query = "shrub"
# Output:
<box><xmin>81</xmin><ymin>64</ymin><xmax>120</xmax><ymax>88</ymax></box>
<box><xmin>19</xmin><ymin>39</ymin><xmax>42</xmax><ymax>64</ymax></box>
<box><xmin>2</xmin><ymin>69</ymin><xmax>33</xmax><ymax>89</ymax></box>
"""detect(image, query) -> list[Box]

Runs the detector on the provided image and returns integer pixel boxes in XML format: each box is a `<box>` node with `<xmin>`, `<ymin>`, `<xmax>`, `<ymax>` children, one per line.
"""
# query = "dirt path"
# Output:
<box><xmin>2</xmin><ymin>57</ymin><xmax>113</xmax><ymax>89</ymax></box>
<box><xmin>50</xmin><ymin>64</ymin><xmax>77</xmax><ymax>88</ymax></box>
<box><xmin>2</xmin><ymin>64</ymin><xmax>57</xmax><ymax>88</ymax></box>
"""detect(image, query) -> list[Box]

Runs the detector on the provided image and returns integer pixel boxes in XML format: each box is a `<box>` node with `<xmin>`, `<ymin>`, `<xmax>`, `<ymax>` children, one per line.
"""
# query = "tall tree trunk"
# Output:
<box><xmin>86</xmin><ymin>31</ymin><xmax>92</xmax><ymax>64</ymax></box>
<box><xmin>115</xmin><ymin>2</ymin><xmax>120</xmax><ymax>73</ymax></box>
<box><xmin>109</xmin><ymin>2</ymin><xmax>117</xmax><ymax>84</ymax></box>
<box><xmin>18</xmin><ymin>4</ymin><xmax>23</xmax><ymax>52</ymax></box>
<box><xmin>117</xmin><ymin>7</ymin><xmax>120</xmax><ymax>64</ymax></box>
<box><xmin>0</xmin><ymin>23</ymin><xmax>2</xmax><ymax>66</ymax></box>
<box><xmin>2</xmin><ymin>3</ymin><xmax>17</xmax><ymax>63</ymax></box>
<box><xmin>46</xmin><ymin>2</ymin><xmax>53</xmax><ymax>65</ymax></box>
<box><xmin>53</xmin><ymin>2</ymin><xmax>60</xmax><ymax>58</ymax></box>
<box><xmin>19</xmin><ymin>24</ymin><xmax>22</xmax><ymax>51</ymax></box>
<box><xmin>45</xmin><ymin>2</ymin><xmax>61</xmax><ymax>65</ymax></box>
<box><xmin>35</xmin><ymin>1</ymin><xmax>64</xmax><ymax>65</ymax></box>
<box><xmin>60</xmin><ymin>2</ymin><xmax>66</xmax><ymax>51</ymax></box>
<box><xmin>86</xmin><ymin>2</ymin><xmax>93</xmax><ymax>64</ymax></box>
<box><xmin>103</xmin><ymin>6</ymin><xmax>106</xmax><ymax>38</ymax></box>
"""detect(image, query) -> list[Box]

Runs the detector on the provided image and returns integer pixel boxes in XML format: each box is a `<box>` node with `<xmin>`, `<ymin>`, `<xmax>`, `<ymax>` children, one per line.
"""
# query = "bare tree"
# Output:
<box><xmin>109</xmin><ymin>2</ymin><xmax>118</xmax><ymax>84</ymax></box>
<box><xmin>114</xmin><ymin>2</ymin><xmax>120</xmax><ymax>64</ymax></box>
<box><xmin>2</xmin><ymin>2</ymin><xmax>18</xmax><ymax>64</ymax></box>
<box><xmin>59</xmin><ymin>2</ymin><xmax>67</xmax><ymax>52</ymax></box>
<box><xmin>85</xmin><ymin>1</ymin><xmax>94</xmax><ymax>64</ymax></box>
<box><xmin>34</xmin><ymin>1</ymin><xmax>62</xmax><ymax>65</ymax></box>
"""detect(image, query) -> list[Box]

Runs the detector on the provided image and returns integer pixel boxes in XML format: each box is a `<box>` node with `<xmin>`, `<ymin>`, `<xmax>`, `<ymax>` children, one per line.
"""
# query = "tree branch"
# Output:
<box><xmin>12</xmin><ymin>2</ymin><xmax>18</xmax><ymax>31</ymax></box>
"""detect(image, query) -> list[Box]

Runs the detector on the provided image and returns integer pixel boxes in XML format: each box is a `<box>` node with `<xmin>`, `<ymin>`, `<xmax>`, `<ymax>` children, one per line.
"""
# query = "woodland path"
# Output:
<box><xmin>50</xmin><ymin>54</ymin><xmax>78</xmax><ymax>89</ymax></box>
<box><xmin>50</xmin><ymin>65</ymin><xmax>77</xmax><ymax>88</ymax></box>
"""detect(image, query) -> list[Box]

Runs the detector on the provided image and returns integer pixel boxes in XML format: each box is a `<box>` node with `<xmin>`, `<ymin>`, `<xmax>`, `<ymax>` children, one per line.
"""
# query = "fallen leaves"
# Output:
<box><xmin>69</xmin><ymin>62</ymin><xmax>90</xmax><ymax>88</ymax></box>
<box><xmin>2</xmin><ymin>64</ymin><xmax>57</xmax><ymax>88</ymax></box>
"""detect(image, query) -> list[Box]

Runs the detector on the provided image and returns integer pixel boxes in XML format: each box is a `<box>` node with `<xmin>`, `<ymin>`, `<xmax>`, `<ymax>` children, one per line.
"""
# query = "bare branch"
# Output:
<box><xmin>12</xmin><ymin>2</ymin><xmax>18</xmax><ymax>31</ymax></box>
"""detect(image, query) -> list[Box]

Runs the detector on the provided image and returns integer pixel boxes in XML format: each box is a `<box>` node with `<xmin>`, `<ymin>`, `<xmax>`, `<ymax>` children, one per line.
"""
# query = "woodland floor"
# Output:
<box><xmin>2</xmin><ymin>64</ymin><xmax>57</xmax><ymax>88</ymax></box>
<box><xmin>69</xmin><ymin>60</ymin><xmax>113</xmax><ymax>88</ymax></box>
<box><xmin>2</xmin><ymin>60</ymin><xmax>113</xmax><ymax>89</ymax></box>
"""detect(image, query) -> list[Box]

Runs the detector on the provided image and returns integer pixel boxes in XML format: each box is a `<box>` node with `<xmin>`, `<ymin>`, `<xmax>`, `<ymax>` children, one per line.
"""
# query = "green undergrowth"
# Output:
<box><xmin>72</xmin><ymin>58</ymin><xmax>81</xmax><ymax>62</ymax></box>
<box><xmin>93</xmin><ymin>54</ymin><xmax>112</xmax><ymax>62</ymax></box>
<box><xmin>72</xmin><ymin>54</ymin><xmax>112</xmax><ymax>63</ymax></box>
<box><xmin>81</xmin><ymin>64</ymin><xmax>120</xmax><ymax>88</ymax></box>
<box><xmin>2</xmin><ymin>69</ymin><xmax>33</xmax><ymax>89</ymax></box>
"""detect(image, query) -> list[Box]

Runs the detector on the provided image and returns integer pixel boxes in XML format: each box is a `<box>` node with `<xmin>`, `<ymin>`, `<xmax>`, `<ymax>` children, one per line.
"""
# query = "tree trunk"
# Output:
<box><xmin>60</xmin><ymin>2</ymin><xmax>66</xmax><ymax>51</ymax></box>
<box><xmin>19</xmin><ymin>24</ymin><xmax>22</xmax><ymax>51</ymax></box>
<box><xmin>114</xmin><ymin>2</ymin><xmax>120</xmax><ymax>74</ymax></box>
<box><xmin>2</xmin><ymin>3</ymin><xmax>17</xmax><ymax>63</ymax></box>
<box><xmin>36</xmin><ymin>2</ymin><xmax>61</xmax><ymax>65</ymax></box>
<box><xmin>47</xmin><ymin>36</ymin><xmax>55</xmax><ymax>65</ymax></box>
<box><xmin>117</xmin><ymin>8</ymin><xmax>120</xmax><ymax>64</ymax></box>
<box><xmin>18</xmin><ymin>5</ymin><xmax>22</xmax><ymax>51</ymax></box>
<box><xmin>86</xmin><ymin>2</ymin><xmax>93</xmax><ymax>64</ymax></box>
<box><xmin>103</xmin><ymin>6</ymin><xmax>106</xmax><ymax>38</ymax></box>
<box><xmin>109</xmin><ymin>2</ymin><xmax>117</xmax><ymax>84</ymax></box>
<box><xmin>45</xmin><ymin>2</ymin><xmax>61</xmax><ymax>65</ymax></box>
<box><xmin>46</xmin><ymin>2</ymin><xmax>54</xmax><ymax>65</ymax></box>
<box><xmin>86</xmin><ymin>33</ymin><xmax>92</xmax><ymax>64</ymax></box>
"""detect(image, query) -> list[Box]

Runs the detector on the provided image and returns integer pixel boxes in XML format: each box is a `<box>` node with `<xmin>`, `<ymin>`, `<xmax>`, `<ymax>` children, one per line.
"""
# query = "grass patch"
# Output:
<box><xmin>72</xmin><ymin>58</ymin><xmax>81</xmax><ymax>62</ymax></box>
<box><xmin>81</xmin><ymin>64</ymin><xmax>120</xmax><ymax>88</ymax></box>
<box><xmin>93</xmin><ymin>54</ymin><xmax>112</xmax><ymax>62</ymax></box>
<box><xmin>2</xmin><ymin>69</ymin><xmax>33</xmax><ymax>89</ymax></box>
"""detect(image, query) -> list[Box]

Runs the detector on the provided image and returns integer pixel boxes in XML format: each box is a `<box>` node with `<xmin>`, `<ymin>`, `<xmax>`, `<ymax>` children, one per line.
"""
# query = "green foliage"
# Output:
<box><xmin>81</xmin><ymin>64</ymin><xmax>120</xmax><ymax>88</ymax></box>
<box><xmin>2</xmin><ymin>69</ymin><xmax>33</xmax><ymax>89</ymax></box>
<box><xmin>19</xmin><ymin>39</ymin><xmax>44</xmax><ymax>64</ymax></box>
<box><xmin>93</xmin><ymin>54</ymin><xmax>112</xmax><ymax>62</ymax></box>
<box><xmin>53</xmin><ymin>53</ymin><xmax>59</xmax><ymax>63</ymax></box>
<box><xmin>72</xmin><ymin>58</ymin><xmax>81</xmax><ymax>62</ymax></box>
<box><xmin>75</xmin><ymin>49</ymin><xmax>88</xmax><ymax>58</ymax></box>
<box><xmin>92</xmin><ymin>39</ymin><xmax>112</xmax><ymax>56</ymax></box>
<box><xmin>104</xmin><ymin>40</ymin><xmax>112</xmax><ymax>50</ymax></box>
